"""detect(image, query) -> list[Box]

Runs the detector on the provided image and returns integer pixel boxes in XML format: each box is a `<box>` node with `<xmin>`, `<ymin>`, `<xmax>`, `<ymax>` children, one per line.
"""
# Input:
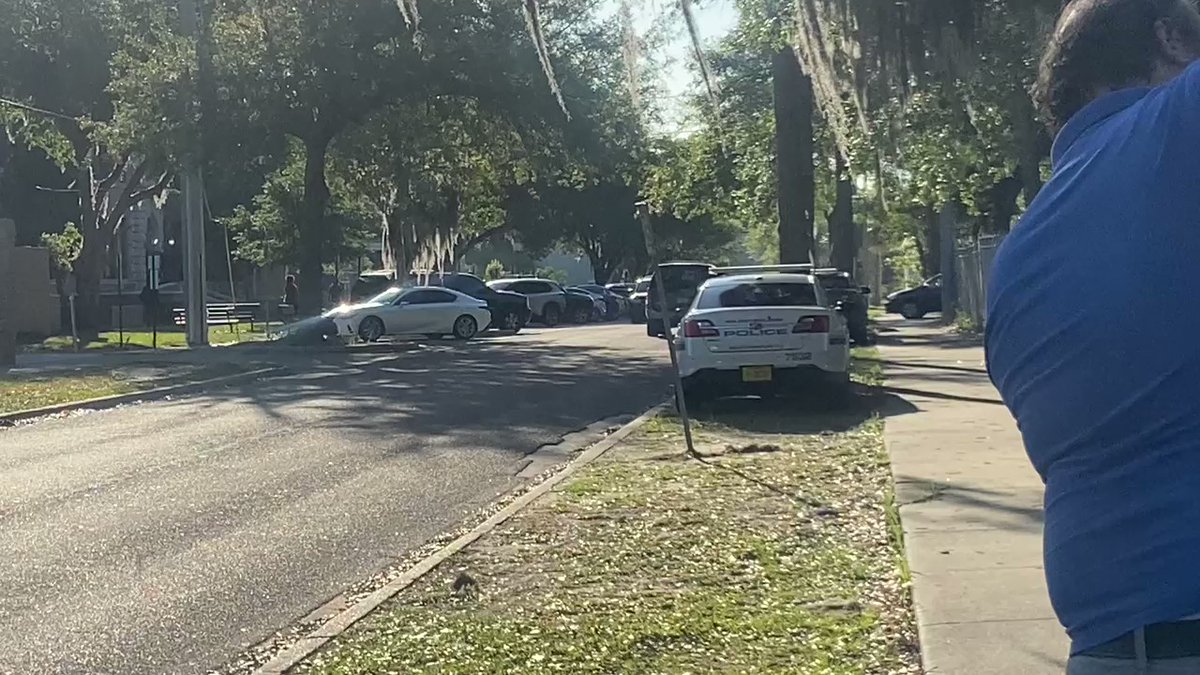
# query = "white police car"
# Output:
<box><xmin>674</xmin><ymin>272</ymin><xmax>851</xmax><ymax>401</ymax></box>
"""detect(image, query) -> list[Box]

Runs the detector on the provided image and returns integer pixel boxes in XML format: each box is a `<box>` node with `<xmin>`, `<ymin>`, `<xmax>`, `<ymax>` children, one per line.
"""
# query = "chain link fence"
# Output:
<box><xmin>955</xmin><ymin>233</ymin><xmax>1005</xmax><ymax>328</ymax></box>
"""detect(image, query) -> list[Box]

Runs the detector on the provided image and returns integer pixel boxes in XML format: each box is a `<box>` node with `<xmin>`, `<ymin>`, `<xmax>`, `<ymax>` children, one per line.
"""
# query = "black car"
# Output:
<box><xmin>420</xmin><ymin>272</ymin><xmax>532</xmax><ymax>332</ymax></box>
<box><xmin>646</xmin><ymin>262</ymin><xmax>715</xmax><ymax>338</ymax></box>
<box><xmin>351</xmin><ymin>271</ymin><xmax>396</xmax><ymax>302</ymax></box>
<box><xmin>885</xmin><ymin>274</ymin><xmax>942</xmax><ymax>319</ymax></box>
<box><xmin>814</xmin><ymin>269</ymin><xmax>872</xmax><ymax>344</ymax></box>
<box><xmin>564</xmin><ymin>288</ymin><xmax>600</xmax><ymax>324</ymax></box>
<box><xmin>573</xmin><ymin>284</ymin><xmax>625</xmax><ymax>320</ymax></box>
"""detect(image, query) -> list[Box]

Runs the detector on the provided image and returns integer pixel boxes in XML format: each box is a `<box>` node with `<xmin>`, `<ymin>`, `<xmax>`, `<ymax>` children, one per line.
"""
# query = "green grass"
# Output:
<box><xmin>300</xmin><ymin>416</ymin><xmax>919</xmax><ymax>675</ymax></box>
<box><xmin>30</xmin><ymin>323</ymin><xmax>281</xmax><ymax>352</ymax></box>
<box><xmin>851</xmin><ymin>346</ymin><xmax>883</xmax><ymax>387</ymax></box>
<box><xmin>0</xmin><ymin>363</ymin><xmax>244</xmax><ymax>414</ymax></box>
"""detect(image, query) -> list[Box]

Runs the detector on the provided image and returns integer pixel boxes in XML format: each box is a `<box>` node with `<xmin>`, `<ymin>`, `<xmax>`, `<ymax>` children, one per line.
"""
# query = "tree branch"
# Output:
<box><xmin>93</xmin><ymin>155</ymin><xmax>131</xmax><ymax>214</ymax></box>
<box><xmin>126</xmin><ymin>170</ymin><xmax>173</xmax><ymax>207</ymax></box>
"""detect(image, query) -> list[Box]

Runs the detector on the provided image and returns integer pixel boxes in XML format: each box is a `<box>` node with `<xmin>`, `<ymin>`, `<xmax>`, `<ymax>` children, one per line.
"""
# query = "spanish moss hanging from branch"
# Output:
<box><xmin>394</xmin><ymin>0</ymin><xmax>422</xmax><ymax>48</ymax></box>
<box><xmin>522</xmin><ymin>0</ymin><xmax>570</xmax><ymax>120</ymax></box>
<box><xmin>680</xmin><ymin>0</ymin><xmax>722</xmax><ymax>122</ymax></box>
<box><xmin>619</xmin><ymin>0</ymin><xmax>642</xmax><ymax>110</ymax></box>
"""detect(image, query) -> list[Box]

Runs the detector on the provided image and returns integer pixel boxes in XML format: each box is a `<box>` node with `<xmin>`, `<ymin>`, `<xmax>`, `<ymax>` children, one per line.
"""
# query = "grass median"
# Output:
<box><xmin>300</xmin><ymin>364</ymin><xmax>917</xmax><ymax>674</ymax></box>
<box><xmin>27</xmin><ymin>323</ymin><xmax>282</xmax><ymax>352</ymax></box>
<box><xmin>0</xmin><ymin>362</ymin><xmax>248</xmax><ymax>415</ymax></box>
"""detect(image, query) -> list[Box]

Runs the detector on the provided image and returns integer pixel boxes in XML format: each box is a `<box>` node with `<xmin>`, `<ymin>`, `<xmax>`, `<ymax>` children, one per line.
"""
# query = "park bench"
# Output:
<box><xmin>172</xmin><ymin>303</ymin><xmax>262</xmax><ymax>328</ymax></box>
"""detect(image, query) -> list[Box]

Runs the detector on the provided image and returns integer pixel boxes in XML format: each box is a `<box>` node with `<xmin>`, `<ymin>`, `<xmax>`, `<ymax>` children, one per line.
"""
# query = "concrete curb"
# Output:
<box><xmin>252</xmin><ymin>402</ymin><xmax>668</xmax><ymax>675</ymax></box>
<box><xmin>0</xmin><ymin>367</ymin><xmax>286</xmax><ymax>425</ymax></box>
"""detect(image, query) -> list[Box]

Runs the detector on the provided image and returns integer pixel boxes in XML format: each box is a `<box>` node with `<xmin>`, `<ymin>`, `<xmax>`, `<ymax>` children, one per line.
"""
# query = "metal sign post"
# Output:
<box><xmin>116</xmin><ymin>231</ymin><xmax>125</xmax><ymax>349</ymax></box>
<box><xmin>636</xmin><ymin>201</ymin><xmax>697</xmax><ymax>457</ymax></box>
<box><xmin>64</xmin><ymin>274</ymin><xmax>79</xmax><ymax>352</ymax></box>
<box><xmin>148</xmin><ymin>253</ymin><xmax>161</xmax><ymax>349</ymax></box>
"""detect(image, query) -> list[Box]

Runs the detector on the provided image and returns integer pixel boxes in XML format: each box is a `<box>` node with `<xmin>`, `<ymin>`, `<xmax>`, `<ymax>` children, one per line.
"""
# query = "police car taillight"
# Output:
<box><xmin>683</xmin><ymin>319</ymin><xmax>719</xmax><ymax>338</ymax></box>
<box><xmin>792</xmin><ymin>316</ymin><xmax>830</xmax><ymax>333</ymax></box>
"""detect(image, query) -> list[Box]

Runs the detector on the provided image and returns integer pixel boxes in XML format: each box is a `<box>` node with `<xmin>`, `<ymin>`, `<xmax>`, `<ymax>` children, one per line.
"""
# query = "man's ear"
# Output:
<box><xmin>1156</xmin><ymin>18</ymin><xmax>1198</xmax><ymax>66</ymax></box>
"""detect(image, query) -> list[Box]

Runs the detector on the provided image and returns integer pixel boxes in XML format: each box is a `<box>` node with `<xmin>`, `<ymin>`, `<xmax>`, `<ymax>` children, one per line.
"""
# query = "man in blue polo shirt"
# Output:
<box><xmin>987</xmin><ymin>0</ymin><xmax>1200</xmax><ymax>672</ymax></box>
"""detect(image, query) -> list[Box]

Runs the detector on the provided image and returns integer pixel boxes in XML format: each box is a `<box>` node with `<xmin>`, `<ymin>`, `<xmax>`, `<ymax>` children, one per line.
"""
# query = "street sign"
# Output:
<box><xmin>148</xmin><ymin>253</ymin><xmax>162</xmax><ymax>290</ymax></box>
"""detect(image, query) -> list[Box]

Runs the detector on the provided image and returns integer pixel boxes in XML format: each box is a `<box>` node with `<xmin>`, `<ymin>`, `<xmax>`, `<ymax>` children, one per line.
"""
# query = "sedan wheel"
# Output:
<box><xmin>572</xmin><ymin>306</ymin><xmax>592</xmax><ymax>324</ymax></box>
<box><xmin>900</xmin><ymin>302</ymin><xmax>924</xmax><ymax>320</ymax></box>
<box><xmin>453</xmin><ymin>314</ymin><xmax>479</xmax><ymax>340</ymax></box>
<box><xmin>357</xmin><ymin>316</ymin><xmax>385</xmax><ymax>342</ymax></box>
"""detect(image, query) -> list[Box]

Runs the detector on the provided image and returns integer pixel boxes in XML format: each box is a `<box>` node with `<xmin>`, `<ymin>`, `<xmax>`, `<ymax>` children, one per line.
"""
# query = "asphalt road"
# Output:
<box><xmin>0</xmin><ymin>324</ymin><xmax>670</xmax><ymax>675</ymax></box>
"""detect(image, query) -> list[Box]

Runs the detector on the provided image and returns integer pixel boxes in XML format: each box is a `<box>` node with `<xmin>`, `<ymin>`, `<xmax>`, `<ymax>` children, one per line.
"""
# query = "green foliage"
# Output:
<box><xmin>40</xmin><ymin>222</ymin><xmax>83</xmax><ymax>274</ymax></box>
<box><xmin>483</xmin><ymin>259</ymin><xmax>507</xmax><ymax>281</ymax></box>
<box><xmin>534</xmin><ymin>266</ymin><xmax>568</xmax><ymax>285</ymax></box>
<box><xmin>227</xmin><ymin>142</ymin><xmax>375</xmax><ymax>267</ymax></box>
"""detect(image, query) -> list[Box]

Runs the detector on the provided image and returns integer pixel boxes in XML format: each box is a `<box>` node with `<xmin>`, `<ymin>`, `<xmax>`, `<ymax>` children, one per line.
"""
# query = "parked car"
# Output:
<box><xmin>572</xmin><ymin>284</ymin><xmax>625</xmax><ymax>320</ymax></box>
<box><xmin>419</xmin><ymin>272</ymin><xmax>531</xmax><ymax>333</ymax></box>
<box><xmin>605</xmin><ymin>282</ymin><xmax>635</xmax><ymax>298</ymax></box>
<box><xmin>646</xmin><ymin>262</ymin><xmax>716</xmax><ymax>338</ymax></box>
<box><xmin>627</xmin><ymin>276</ymin><xmax>651</xmax><ymax>324</ymax></box>
<box><xmin>327</xmin><ymin>286</ymin><xmax>492</xmax><ymax>342</ymax></box>
<box><xmin>813</xmin><ymin>269</ymin><xmax>871</xmax><ymax>344</ymax></box>
<box><xmin>487</xmin><ymin>278</ymin><xmax>568</xmax><ymax>326</ymax></box>
<box><xmin>674</xmin><ymin>273</ymin><xmax>851</xmax><ymax>402</ymax></box>
<box><xmin>885</xmin><ymin>274</ymin><xmax>942</xmax><ymax>319</ymax></box>
<box><xmin>350</xmin><ymin>271</ymin><xmax>396</xmax><ymax>302</ymax></box>
<box><xmin>564</xmin><ymin>287</ymin><xmax>603</xmax><ymax>323</ymax></box>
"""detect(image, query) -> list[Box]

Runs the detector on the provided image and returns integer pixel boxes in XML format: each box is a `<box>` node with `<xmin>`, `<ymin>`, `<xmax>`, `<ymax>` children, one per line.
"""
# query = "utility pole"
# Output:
<box><xmin>179</xmin><ymin>0</ymin><xmax>208</xmax><ymax>346</ymax></box>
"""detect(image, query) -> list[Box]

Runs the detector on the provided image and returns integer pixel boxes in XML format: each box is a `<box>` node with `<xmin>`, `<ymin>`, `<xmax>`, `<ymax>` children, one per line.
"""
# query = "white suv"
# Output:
<box><xmin>674</xmin><ymin>273</ymin><xmax>851</xmax><ymax>401</ymax></box>
<box><xmin>487</xmin><ymin>278</ymin><xmax>568</xmax><ymax>326</ymax></box>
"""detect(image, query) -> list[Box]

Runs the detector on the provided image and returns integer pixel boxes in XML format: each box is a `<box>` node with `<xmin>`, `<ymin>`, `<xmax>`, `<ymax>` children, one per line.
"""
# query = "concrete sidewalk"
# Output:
<box><xmin>879</xmin><ymin>318</ymin><xmax>1067</xmax><ymax>674</ymax></box>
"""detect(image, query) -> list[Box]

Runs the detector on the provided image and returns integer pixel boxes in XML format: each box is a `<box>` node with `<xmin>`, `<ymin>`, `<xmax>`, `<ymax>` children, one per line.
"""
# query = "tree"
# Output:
<box><xmin>207</xmin><ymin>0</ymin><xmax>566</xmax><ymax>315</ymax></box>
<box><xmin>484</xmin><ymin>259</ymin><xmax>507</xmax><ymax>281</ymax></box>
<box><xmin>0</xmin><ymin>0</ymin><xmax>176</xmax><ymax>330</ymax></box>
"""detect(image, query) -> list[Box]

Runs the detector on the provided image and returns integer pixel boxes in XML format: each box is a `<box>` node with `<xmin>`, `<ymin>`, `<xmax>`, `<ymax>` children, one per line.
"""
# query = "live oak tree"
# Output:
<box><xmin>0</xmin><ymin>0</ymin><xmax>176</xmax><ymax>330</ymax></box>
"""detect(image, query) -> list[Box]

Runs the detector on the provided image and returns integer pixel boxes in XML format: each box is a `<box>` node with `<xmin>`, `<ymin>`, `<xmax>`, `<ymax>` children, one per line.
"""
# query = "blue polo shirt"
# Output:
<box><xmin>987</xmin><ymin>60</ymin><xmax>1200</xmax><ymax>653</ymax></box>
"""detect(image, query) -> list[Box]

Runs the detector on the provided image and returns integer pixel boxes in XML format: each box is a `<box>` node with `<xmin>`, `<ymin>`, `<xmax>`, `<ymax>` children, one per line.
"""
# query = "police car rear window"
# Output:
<box><xmin>697</xmin><ymin>282</ymin><xmax>818</xmax><ymax>309</ymax></box>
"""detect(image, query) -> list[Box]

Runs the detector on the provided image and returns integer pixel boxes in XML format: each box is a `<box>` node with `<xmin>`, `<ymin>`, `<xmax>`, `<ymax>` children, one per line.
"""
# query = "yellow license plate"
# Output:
<box><xmin>741</xmin><ymin>366</ymin><xmax>773</xmax><ymax>382</ymax></box>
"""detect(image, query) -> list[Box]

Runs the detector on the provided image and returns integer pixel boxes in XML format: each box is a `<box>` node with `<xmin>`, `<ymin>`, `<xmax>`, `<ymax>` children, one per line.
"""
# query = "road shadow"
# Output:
<box><xmin>160</xmin><ymin>337</ymin><xmax>673</xmax><ymax>460</ymax></box>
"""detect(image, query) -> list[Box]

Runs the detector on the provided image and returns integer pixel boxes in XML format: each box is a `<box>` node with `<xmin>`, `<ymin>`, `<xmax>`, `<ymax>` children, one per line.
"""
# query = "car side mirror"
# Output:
<box><xmin>860</xmin><ymin>286</ymin><xmax>871</xmax><ymax>295</ymax></box>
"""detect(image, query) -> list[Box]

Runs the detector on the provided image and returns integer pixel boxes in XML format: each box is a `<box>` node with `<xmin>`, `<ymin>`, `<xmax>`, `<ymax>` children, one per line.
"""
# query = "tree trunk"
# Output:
<box><xmin>773</xmin><ymin>46</ymin><xmax>814</xmax><ymax>265</ymax></box>
<box><xmin>988</xmin><ymin>172</ymin><xmax>1023</xmax><ymax>233</ymax></box>
<box><xmin>920</xmin><ymin>207</ymin><xmax>940</xmax><ymax>277</ymax></box>
<box><xmin>939</xmin><ymin>202</ymin><xmax>959</xmax><ymax>325</ymax></box>
<box><xmin>1013</xmin><ymin>91</ymin><xmax>1048</xmax><ymax>206</ymax></box>
<box><xmin>828</xmin><ymin>152</ymin><xmax>856</xmax><ymax>273</ymax></box>
<box><xmin>74</xmin><ymin>229</ymin><xmax>108</xmax><ymax>333</ymax></box>
<box><xmin>298</xmin><ymin>135</ymin><xmax>332</xmax><ymax>316</ymax></box>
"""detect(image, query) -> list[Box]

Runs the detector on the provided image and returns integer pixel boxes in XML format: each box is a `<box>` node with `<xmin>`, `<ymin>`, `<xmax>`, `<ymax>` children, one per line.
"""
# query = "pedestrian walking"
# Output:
<box><xmin>283</xmin><ymin>274</ymin><xmax>299</xmax><ymax>311</ymax></box>
<box><xmin>986</xmin><ymin>1</ymin><xmax>1200</xmax><ymax>672</ymax></box>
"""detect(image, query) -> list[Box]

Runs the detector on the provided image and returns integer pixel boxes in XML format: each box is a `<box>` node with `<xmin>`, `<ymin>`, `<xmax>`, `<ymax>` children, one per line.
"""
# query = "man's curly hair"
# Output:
<box><xmin>1035</xmin><ymin>0</ymin><xmax>1200</xmax><ymax>133</ymax></box>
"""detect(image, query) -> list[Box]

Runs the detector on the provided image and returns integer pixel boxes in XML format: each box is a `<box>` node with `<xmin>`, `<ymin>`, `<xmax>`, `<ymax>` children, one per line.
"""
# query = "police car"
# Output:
<box><xmin>674</xmin><ymin>272</ymin><xmax>852</xmax><ymax>401</ymax></box>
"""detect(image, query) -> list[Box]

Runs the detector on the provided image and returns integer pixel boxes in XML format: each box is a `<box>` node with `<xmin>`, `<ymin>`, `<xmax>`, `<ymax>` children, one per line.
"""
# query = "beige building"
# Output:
<box><xmin>6</xmin><ymin>246</ymin><xmax>60</xmax><ymax>337</ymax></box>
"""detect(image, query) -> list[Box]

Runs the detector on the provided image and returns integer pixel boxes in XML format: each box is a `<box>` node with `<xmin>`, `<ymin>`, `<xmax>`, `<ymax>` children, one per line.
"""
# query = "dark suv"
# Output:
<box><xmin>813</xmin><ymin>269</ymin><xmax>871</xmax><ymax>344</ymax></box>
<box><xmin>421</xmin><ymin>272</ymin><xmax>532</xmax><ymax>332</ymax></box>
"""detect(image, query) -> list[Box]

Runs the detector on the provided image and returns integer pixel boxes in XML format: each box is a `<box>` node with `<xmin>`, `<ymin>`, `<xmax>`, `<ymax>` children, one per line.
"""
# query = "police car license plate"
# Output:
<box><xmin>741</xmin><ymin>366</ymin><xmax>773</xmax><ymax>382</ymax></box>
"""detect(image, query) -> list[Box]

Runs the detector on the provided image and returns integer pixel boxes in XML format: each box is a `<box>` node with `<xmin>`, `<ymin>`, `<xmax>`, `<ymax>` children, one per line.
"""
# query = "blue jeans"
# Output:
<box><xmin>1068</xmin><ymin>655</ymin><xmax>1200</xmax><ymax>674</ymax></box>
<box><xmin>1068</xmin><ymin>628</ymin><xmax>1200</xmax><ymax>674</ymax></box>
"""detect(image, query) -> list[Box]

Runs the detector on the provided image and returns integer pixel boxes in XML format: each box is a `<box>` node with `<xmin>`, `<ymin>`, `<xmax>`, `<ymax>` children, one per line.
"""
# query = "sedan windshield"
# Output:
<box><xmin>368</xmin><ymin>288</ymin><xmax>404</xmax><ymax>305</ymax></box>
